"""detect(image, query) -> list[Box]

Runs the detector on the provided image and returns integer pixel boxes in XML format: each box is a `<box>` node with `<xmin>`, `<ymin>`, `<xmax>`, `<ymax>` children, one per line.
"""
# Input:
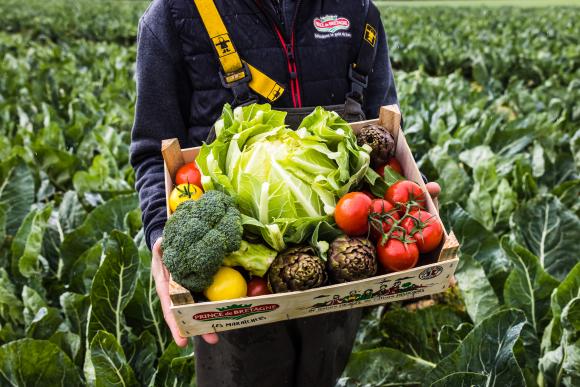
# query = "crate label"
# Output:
<box><xmin>192</xmin><ymin>303</ymin><xmax>279</xmax><ymax>322</ymax></box>
<box><xmin>419</xmin><ymin>265</ymin><xmax>444</xmax><ymax>280</ymax></box>
<box><xmin>303</xmin><ymin>268</ymin><xmax>444</xmax><ymax>313</ymax></box>
<box><xmin>209</xmin><ymin>315</ymin><xmax>270</xmax><ymax>330</ymax></box>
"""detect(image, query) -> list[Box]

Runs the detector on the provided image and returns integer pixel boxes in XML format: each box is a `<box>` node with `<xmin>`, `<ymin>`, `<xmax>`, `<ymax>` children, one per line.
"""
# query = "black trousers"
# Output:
<box><xmin>194</xmin><ymin>309</ymin><xmax>362</xmax><ymax>387</ymax></box>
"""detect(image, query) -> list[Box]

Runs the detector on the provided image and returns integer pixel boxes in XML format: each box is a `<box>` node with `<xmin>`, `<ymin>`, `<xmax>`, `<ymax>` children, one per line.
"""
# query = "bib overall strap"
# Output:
<box><xmin>193</xmin><ymin>0</ymin><xmax>285</xmax><ymax>105</ymax></box>
<box><xmin>344</xmin><ymin>2</ymin><xmax>381</xmax><ymax>121</ymax></box>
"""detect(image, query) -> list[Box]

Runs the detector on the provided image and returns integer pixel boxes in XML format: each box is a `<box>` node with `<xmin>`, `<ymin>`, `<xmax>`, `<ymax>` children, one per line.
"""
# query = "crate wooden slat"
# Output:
<box><xmin>162</xmin><ymin>105</ymin><xmax>460</xmax><ymax>336</ymax></box>
<box><xmin>169</xmin><ymin>279</ymin><xmax>194</xmax><ymax>306</ymax></box>
<box><xmin>172</xmin><ymin>259</ymin><xmax>458</xmax><ymax>336</ymax></box>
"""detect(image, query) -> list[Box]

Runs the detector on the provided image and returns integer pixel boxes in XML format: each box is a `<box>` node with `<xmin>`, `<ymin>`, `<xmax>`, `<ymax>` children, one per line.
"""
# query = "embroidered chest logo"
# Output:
<box><xmin>313</xmin><ymin>15</ymin><xmax>352</xmax><ymax>39</ymax></box>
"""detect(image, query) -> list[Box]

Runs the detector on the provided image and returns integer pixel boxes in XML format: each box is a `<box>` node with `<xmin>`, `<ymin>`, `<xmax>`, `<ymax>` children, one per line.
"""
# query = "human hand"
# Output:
<box><xmin>425</xmin><ymin>182</ymin><xmax>441</xmax><ymax>210</ymax></box>
<box><xmin>424</xmin><ymin>182</ymin><xmax>453</xmax><ymax>282</ymax></box>
<box><xmin>151</xmin><ymin>237</ymin><xmax>219</xmax><ymax>346</ymax></box>
<box><xmin>425</xmin><ymin>182</ymin><xmax>441</xmax><ymax>199</ymax></box>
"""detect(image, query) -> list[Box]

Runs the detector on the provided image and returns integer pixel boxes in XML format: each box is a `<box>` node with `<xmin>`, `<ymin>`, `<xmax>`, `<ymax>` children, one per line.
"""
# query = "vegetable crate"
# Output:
<box><xmin>162</xmin><ymin>105</ymin><xmax>460</xmax><ymax>337</ymax></box>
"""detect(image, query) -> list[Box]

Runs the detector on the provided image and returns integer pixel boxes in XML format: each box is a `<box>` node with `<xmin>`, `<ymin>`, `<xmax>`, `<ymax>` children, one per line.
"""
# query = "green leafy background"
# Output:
<box><xmin>0</xmin><ymin>0</ymin><xmax>578</xmax><ymax>386</ymax></box>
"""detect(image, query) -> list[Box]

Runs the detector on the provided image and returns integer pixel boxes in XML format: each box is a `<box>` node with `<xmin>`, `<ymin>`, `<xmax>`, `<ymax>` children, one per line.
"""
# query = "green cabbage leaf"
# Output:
<box><xmin>222</xmin><ymin>241</ymin><xmax>278</xmax><ymax>277</ymax></box>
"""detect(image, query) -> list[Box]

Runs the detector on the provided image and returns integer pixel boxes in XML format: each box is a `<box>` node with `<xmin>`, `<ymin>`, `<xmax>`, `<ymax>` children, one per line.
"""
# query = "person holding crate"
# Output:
<box><xmin>130</xmin><ymin>0</ymin><xmax>440</xmax><ymax>385</ymax></box>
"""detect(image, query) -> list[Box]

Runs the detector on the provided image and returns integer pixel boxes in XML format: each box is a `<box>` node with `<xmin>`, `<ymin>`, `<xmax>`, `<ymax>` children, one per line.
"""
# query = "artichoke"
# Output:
<box><xmin>356</xmin><ymin>124</ymin><xmax>395</xmax><ymax>167</ymax></box>
<box><xmin>327</xmin><ymin>236</ymin><xmax>377</xmax><ymax>283</ymax></box>
<box><xmin>267</xmin><ymin>246</ymin><xmax>327</xmax><ymax>293</ymax></box>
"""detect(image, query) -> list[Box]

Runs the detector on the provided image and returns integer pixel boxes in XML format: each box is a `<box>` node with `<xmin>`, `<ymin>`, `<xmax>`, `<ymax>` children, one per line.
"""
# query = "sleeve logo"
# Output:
<box><xmin>364</xmin><ymin>23</ymin><xmax>377</xmax><ymax>47</ymax></box>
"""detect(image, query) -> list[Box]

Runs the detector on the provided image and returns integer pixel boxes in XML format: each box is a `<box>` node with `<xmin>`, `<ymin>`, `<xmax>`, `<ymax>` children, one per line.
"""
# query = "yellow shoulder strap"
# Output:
<box><xmin>193</xmin><ymin>0</ymin><xmax>284</xmax><ymax>102</ymax></box>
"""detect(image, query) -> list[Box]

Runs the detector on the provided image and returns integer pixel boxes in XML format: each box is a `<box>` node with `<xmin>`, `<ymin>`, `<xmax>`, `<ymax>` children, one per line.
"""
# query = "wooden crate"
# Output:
<box><xmin>161</xmin><ymin>105</ymin><xmax>460</xmax><ymax>337</ymax></box>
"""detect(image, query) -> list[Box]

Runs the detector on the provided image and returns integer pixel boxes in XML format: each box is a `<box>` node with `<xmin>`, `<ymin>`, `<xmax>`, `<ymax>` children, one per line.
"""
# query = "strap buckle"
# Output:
<box><xmin>344</xmin><ymin>96</ymin><xmax>366</xmax><ymax>122</ymax></box>
<box><xmin>219</xmin><ymin>61</ymin><xmax>251</xmax><ymax>88</ymax></box>
<box><xmin>347</xmin><ymin>65</ymin><xmax>368</xmax><ymax>102</ymax></box>
<box><xmin>219</xmin><ymin>62</ymin><xmax>258</xmax><ymax>106</ymax></box>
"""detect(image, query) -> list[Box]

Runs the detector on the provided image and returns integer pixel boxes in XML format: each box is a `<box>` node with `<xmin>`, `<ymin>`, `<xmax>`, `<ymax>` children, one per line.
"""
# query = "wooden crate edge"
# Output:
<box><xmin>171</xmin><ymin>257</ymin><xmax>459</xmax><ymax>336</ymax></box>
<box><xmin>169</xmin><ymin>277</ymin><xmax>195</xmax><ymax>306</ymax></box>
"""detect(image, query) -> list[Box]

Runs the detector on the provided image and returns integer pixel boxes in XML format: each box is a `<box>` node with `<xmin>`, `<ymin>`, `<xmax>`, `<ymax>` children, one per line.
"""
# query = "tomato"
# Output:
<box><xmin>334</xmin><ymin>192</ymin><xmax>372</xmax><ymax>236</ymax></box>
<box><xmin>169</xmin><ymin>183</ymin><xmax>203</xmax><ymax>212</ymax></box>
<box><xmin>376</xmin><ymin>158</ymin><xmax>403</xmax><ymax>177</ymax></box>
<box><xmin>384</xmin><ymin>180</ymin><xmax>426</xmax><ymax>214</ymax></box>
<box><xmin>368</xmin><ymin>199</ymin><xmax>400</xmax><ymax>241</ymax></box>
<box><xmin>246</xmin><ymin>277</ymin><xmax>271</xmax><ymax>297</ymax></box>
<box><xmin>175</xmin><ymin>162</ymin><xmax>203</xmax><ymax>188</ymax></box>
<box><xmin>362</xmin><ymin>191</ymin><xmax>376</xmax><ymax>200</ymax></box>
<box><xmin>377</xmin><ymin>237</ymin><xmax>419</xmax><ymax>272</ymax></box>
<box><xmin>204</xmin><ymin>267</ymin><xmax>247</xmax><ymax>301</ymax></box>
<box><xmin>401</xmin><ymin>210</ymin><xmax>444</xmax><ymax>253</ymax></box>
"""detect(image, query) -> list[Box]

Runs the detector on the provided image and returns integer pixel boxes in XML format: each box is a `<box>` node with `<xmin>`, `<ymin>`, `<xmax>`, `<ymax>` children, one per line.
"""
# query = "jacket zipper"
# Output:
<box><xmin>288</xmin><ymin>0</ymin><xmax>302</xmax><ymax>107</ymax></box>
<box><xmin>257</xmin><ymin>0</ymin><xmax>303</xmax><ymax>108</ymax></box>
<box><xmin>290</xmin><ymin>24</ymin><xmax>302</xmax><ymax>107</ymax></box>
<box><xmin>273</xmin><ymin>27</ymin><xmax>298</xmax><ymax>107</ymax></box>
<box><xmin>271</xmin><ymin>0</ymin><xmax>285</xmax><ymax>30</ymax></box>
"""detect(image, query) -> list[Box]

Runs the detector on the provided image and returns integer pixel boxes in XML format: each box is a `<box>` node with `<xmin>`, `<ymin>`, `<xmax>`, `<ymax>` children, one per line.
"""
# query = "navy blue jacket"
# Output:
<box><xmin>130</xmin><ymin>0</ymin><xmax>399</xmax><ymax>248</ymax></box>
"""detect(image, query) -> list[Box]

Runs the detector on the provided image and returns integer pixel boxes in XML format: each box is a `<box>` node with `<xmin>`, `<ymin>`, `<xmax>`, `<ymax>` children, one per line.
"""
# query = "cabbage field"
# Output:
<box><xmin>0</xmin><ymin>0</ymin><xmax>579</xmax><ymax>385</ymax></box>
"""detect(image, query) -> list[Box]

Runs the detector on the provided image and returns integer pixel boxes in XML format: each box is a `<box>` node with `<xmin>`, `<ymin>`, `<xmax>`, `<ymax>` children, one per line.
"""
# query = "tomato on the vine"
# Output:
<box><xmin>335</xmin><ymin>192</ymin><xmax>372</xmax><ymax>236</ymax></box>
<box><xmin>377</xmin><ymin>236</ymin><xmax>419</xmax><ymax>272</ymax></box>
<box><xmin>384</xmin><ymin>180</ymin><xmax>426</xmax><ymax>214</ymax></box>
<box><xmin>362</xmin><ymin>191</ymin><xmax>377</xmax><ymax>200</ymax></box>
<box><xmin>401</xmin><ymin>210</ymin><xmax>444</xmax><ymax>253</ymax></box>
<box><xmin>175</xmin><ymin>162</ymin><xmax>203</xmax><ymax>188</ymax></box>
<box><xmin>376</xmin><ymin>158</ymin><xmax>403</xmax><ymax>177</ymax></box>
<box><xmin>169</xmin><ymin>183</ymin><xmax>203</xmax><ymax>212</ymax></box>
<box><xmin>368</xmin><ymin>199</ymin><xmax>400</xmax><ymax>241</ymax></box>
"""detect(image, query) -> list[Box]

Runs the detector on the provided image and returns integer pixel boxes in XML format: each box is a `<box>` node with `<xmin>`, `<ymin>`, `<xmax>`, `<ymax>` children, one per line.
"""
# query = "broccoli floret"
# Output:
<box><xmin>162</xmin><ymin>190</ymin><xmax>243</xmax><ymax>292</ymax></box>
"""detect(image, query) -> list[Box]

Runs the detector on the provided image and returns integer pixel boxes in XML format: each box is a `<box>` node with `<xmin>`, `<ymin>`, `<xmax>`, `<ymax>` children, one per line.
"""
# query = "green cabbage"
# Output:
<box><xmin>222</xmin><ymin>241</ymin><xmax>278</xmax><ymax>277</ymax></box>
<box><xmin>196</xmin><ymin>104</ymin><xmax>375</xmax><ymax>251</ymax></box>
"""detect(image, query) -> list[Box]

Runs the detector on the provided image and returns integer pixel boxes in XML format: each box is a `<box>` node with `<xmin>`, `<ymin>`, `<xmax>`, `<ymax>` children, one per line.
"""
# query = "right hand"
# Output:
<box><xmin>425</xmin><ymin>182</ymin><xmax>441</xmax><ymax>199</ymax></box>
<box><xmin>151</xmin><ymin>237</ymin><xmax>219</xmax><ymax>347</ymax></box>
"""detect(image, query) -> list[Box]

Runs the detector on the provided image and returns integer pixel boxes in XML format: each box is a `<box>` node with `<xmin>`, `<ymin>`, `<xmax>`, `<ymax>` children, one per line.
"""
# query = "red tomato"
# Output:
<box><xmin>368</xmin><ymin>199</ymin><xmax>400</xmax><ymax>241</ymax></box>
<box><xmin>335</xmin><ymin>192</ymin><xmax>372</xmax><ymax>236</ymax></box>
<box><xmin>175</xmin><ymin>162</ymin><xmax>203</xmax><ymax>188</ymax></box>
<box><xmin>401</xmin><ymin>210</ymin><xmax>444</xmax><ymax>253</ymax></box>
<box><xmin>246</xmin><ymin>277</ymin><xmax>271</xmax><ymax>297</ymax></box>
<box><xmin>362</xmin><ymin>191</ymin><xmax>376</xmax><ymax>200</ymax></box>
<box><xmin>384</xmin><ymin>180</ymin><xmax>426</xmax><ymax>214</ymax></box>
<box><xmin>376</xmin><ymin>158</ymin><xmax>403</xmax><ymax>177</ymax></box>
<box><xmin>377</xmin><ymin>237</ymin><xmax>419</xmax><ymax>272</ymax></box>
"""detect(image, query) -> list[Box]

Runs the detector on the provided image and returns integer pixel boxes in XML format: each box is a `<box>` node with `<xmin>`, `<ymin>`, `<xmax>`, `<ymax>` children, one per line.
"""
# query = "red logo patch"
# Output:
<box><xmin>313</xmin><ymin>15</ymin><xmax>350</xmax><ymax>33</ymax></box>
<box><xmin>193</xmin><ymin>304</ymin><xmax>279</xmax><ymax>321</ymax></box>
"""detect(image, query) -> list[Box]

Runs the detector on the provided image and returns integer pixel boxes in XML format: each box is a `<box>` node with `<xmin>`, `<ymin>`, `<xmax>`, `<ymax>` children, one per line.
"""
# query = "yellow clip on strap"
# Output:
<box><xmin>246</xmin><ymin>62</ymin><xmax>285</xmax><ymax>102</ymax></box>
<box><xmin>193</xmin><ymin>0</ymin><xmax>284</xmax><ymax>102</ymax></box>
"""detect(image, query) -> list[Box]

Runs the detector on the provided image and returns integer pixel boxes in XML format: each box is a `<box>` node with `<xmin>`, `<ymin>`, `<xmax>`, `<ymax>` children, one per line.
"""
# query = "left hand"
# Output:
<box><xmin>151</xmin><ymin>237</ymin><xmax>219</xmax><ymax>347</ymax></box>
